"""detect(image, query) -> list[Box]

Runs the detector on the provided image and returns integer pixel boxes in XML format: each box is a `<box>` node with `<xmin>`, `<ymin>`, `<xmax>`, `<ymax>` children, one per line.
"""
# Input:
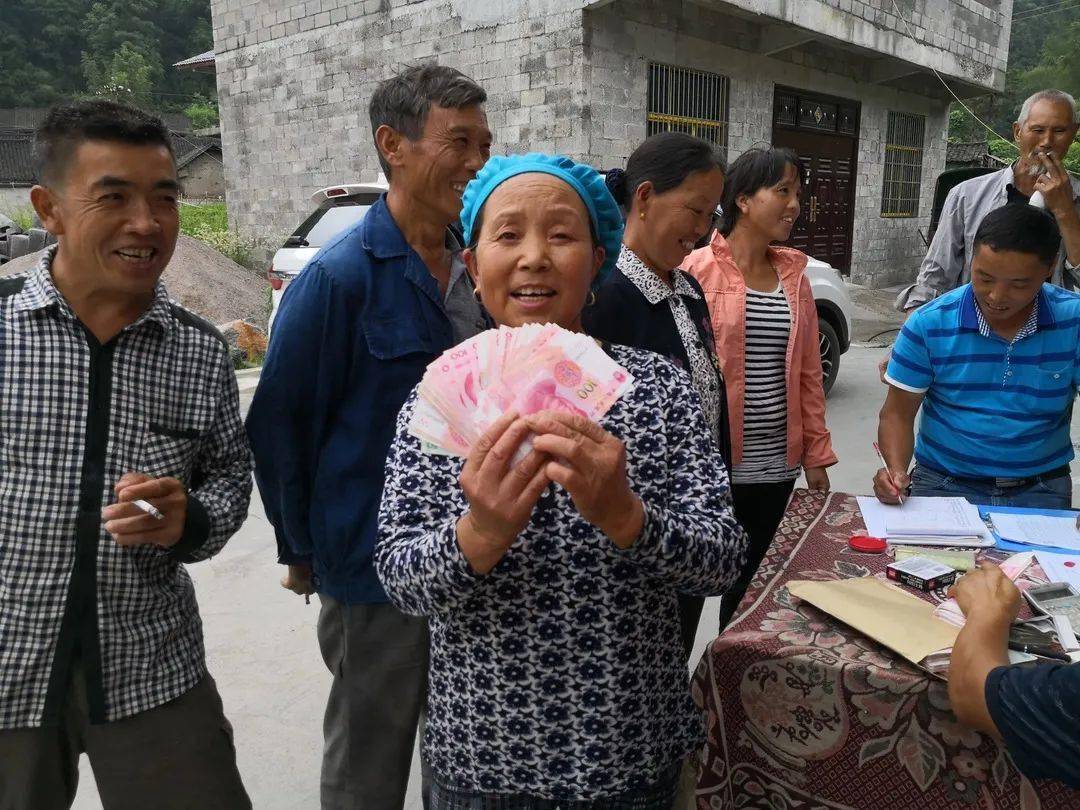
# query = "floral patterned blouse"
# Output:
<box><xmin>374</xmin><ymin>343</ymin><xmax>748</xmax><ymax>801</ymax></box>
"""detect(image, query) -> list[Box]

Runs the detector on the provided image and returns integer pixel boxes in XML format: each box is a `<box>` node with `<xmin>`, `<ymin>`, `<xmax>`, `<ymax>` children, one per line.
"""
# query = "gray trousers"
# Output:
<box><xmin>318</xmin><ymin>595</ymin><xmax>431</xmax><ymax>810</ymax></box>
<box><xmin>0</xmin><ymin>670</ymin><xmax>250</xmax><ymax>810</ymax></box>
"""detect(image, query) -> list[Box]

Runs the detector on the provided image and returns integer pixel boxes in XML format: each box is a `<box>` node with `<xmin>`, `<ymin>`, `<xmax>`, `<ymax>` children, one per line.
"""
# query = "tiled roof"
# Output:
<box><xmin>170</xmin><ymin>133</ymin><xmax>221</xmax><ymax>169</ymax></box>
<box><xmin>946</xmin><ymin>140</ymin><xmax>1008</xmax><ymax>168</ymax></box>
<box><xmin>173</xmin><ymin>51</ymin><xmax>215</xmax><ymax>71</ymax></box>
<box><xmin>0</xmin><ymin>128</ymin><xmax>221</xmax><ymax>184</ymax></box>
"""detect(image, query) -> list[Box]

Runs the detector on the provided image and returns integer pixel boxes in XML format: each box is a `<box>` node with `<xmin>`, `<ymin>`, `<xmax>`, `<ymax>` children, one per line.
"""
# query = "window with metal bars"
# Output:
<box><xmin>646</xmin><ymin>62</ymin><xmax>729</xmax><ymax>153</ymax></box>
<box><xmin>881</xmin><ymin>111</ymin><xmax>926</xmax><ymax>217</ymax></box>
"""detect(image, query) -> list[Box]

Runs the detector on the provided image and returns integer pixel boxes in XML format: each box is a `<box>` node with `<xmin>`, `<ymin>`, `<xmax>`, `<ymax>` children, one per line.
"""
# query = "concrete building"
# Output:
<box><xmin>208</xmin><ymin>0</ymin><xmax>1012</xmax><ymax>287</ymax></box>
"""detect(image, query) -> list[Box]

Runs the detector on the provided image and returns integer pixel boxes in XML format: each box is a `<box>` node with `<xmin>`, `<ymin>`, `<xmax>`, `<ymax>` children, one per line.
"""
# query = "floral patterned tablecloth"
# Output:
<box><xmin>691</xmin><ymin>489</ymin><xmax>1080</xmax><ymax>809</ymax></box>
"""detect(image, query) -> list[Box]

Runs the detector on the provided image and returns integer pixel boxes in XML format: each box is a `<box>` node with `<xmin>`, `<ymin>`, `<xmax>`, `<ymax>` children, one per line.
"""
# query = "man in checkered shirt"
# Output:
<box><xmin>0</xmin><ymin>101</ymin><xmax>253</xmax><ymax>809</ymax></box>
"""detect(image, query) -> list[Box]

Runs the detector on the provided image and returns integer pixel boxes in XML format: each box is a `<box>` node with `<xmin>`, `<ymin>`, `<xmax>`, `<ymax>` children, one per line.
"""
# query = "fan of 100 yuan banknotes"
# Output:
<box><xmin>409</xmin><ymin>324</ymin><xmax>635</xmax><ymax>458</ymax></box>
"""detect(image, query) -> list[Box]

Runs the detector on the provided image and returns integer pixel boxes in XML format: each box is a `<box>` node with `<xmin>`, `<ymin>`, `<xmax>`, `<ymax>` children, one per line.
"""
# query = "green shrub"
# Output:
<box><xmin>187</xmin><ymin>224</ymin><xmax>267</xmax><ymax>271</ymax></box>
<box><xmin>184</xmin><ymin>97</ymin><xmax>219</xmax><ymax>130</ymax></box>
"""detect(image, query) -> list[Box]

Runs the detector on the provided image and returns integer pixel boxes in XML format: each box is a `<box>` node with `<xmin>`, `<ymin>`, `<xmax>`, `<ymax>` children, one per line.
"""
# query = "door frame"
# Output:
<box><xmin>771</xmin><ymin>85</ymin><xmax>861</xmax><ymax>276</ymax></box>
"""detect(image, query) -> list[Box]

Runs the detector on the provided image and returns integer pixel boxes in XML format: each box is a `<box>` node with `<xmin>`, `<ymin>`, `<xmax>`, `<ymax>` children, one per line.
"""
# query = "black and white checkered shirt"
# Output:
<box><xmin>0</xmin><ymin>247</ymin><xmax>252</xmax><ymax>729</ymax></box>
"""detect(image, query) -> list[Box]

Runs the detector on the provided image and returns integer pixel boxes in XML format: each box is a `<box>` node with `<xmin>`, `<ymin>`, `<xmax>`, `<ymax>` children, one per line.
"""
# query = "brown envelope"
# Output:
<box><xmin>787</xmin><ymin>577</ymin><xmax>960</xmax><ymax>664</ymax></box>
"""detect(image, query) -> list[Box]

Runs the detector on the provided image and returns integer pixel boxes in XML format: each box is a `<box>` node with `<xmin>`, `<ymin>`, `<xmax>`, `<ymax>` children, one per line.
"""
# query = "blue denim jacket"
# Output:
<box><xmin>247</xmin><ymin>196</ymin><xmax>481</xmax><ymax>603</ymax></box>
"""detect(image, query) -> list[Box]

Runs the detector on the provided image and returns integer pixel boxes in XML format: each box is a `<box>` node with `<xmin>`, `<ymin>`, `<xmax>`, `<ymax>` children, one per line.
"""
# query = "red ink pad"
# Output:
<box><xmin>849</xmin><ymin>534</ymin><xmax>887</xmax><ymax>553</ymax></box>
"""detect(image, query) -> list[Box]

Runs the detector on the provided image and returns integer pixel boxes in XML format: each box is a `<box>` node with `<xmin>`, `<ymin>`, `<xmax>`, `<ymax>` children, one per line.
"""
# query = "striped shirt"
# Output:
<box><xmin>733</xmin><ymin>284</ymin><xmax>800</xmax><ymax>484</ymax></box>
<box><xmin>885</xmin><ymin>283</ymin><xmax>1080</xmax><ymax>478</ymax></box>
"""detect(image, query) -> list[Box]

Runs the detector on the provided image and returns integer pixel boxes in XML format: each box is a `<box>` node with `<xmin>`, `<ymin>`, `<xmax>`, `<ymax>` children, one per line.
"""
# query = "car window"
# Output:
<box><xmin>290</xmin><ymin>193</ymin><xmax>379</xmax><ymax>247</ymax></box>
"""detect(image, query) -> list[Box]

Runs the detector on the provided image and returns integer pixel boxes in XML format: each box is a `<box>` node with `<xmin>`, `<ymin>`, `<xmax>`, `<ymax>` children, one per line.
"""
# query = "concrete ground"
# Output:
<box><xmin>69</xmin><ymin>290</ymin><xmax>1080</xmax><ymax>808</ymax></box>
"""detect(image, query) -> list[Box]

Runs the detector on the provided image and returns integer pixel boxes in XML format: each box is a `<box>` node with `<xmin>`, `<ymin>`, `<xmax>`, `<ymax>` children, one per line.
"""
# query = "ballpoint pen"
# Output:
<box><xmin>873</xmin><ymin>441</ymin><xmax>904</xmax><ymax>505</ymax></box>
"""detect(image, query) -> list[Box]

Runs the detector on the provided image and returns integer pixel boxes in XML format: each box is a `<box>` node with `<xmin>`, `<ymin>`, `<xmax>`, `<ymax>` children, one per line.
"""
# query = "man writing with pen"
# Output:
<box><xmin>874</xmin><ymin>204</ymin><xmax>1080</xmax><ymax>510</ymax></box>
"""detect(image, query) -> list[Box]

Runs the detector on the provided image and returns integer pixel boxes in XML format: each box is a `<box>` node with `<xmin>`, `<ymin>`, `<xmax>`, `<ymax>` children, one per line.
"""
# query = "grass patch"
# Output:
<box><xmin>180</xmin><ymin>201</ymin><xmax>228</xmax><ymax>236</ymax></box>
<box><xmin>0</xmin><ymin>204</ymin><xmax>36</xmax><ymax>232</ymax></box>
<box><xmin>179</xmin><ymin>201</ymin><xmax>273</xmax><ymax>274</ymax></box>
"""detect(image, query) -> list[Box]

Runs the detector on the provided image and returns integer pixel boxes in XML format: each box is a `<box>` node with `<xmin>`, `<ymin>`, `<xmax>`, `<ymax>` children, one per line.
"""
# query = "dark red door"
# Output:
<box><xmin>771</xmin><ymin>89</ymin><xmax>860</xmax><ymax>274</ymax></box>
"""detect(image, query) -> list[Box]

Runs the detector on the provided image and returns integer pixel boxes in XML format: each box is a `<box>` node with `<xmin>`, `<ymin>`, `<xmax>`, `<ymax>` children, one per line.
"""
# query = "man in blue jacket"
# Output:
<box><xmin>246</xmin><ymin>65</ymin><xmax>491</xmax><ymax>809</ymax></box>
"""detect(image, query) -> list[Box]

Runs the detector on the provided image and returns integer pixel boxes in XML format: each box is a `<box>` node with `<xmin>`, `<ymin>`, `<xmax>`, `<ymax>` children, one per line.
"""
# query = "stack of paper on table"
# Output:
<box><xmin>986</xmin><ymin>512</ymin><xmax>1080</xmax><ymax>552</ymax></box>
<box><xmin>856</xmin><ymin>496</ymin><xmax>995</xmax><ymax>547</ymax></box>
<box><xmin>1036</xmin><ymin>551</ymin><xmax>1080</xmax><ymax>591</ymax></box>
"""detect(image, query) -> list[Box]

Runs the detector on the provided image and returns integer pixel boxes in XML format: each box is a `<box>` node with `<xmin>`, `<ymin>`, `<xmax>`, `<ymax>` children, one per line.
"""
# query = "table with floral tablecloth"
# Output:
<box><xmin>691</xmin><ymin>489</ymin><xmax>1080</xmax><ymax>809</ymax></box>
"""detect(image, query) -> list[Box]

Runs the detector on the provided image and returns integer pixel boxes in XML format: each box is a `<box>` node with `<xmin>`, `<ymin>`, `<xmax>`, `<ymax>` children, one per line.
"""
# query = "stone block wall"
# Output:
<box><xmin>210</xmin><ymin>0</ymin><xmax>1001</xmax><ymax>286</ymax></box>
<box><xmin>584</xmin><ymin>0</ymin><xmax>950</xmax><ymax>287</ymax></box>
<box><xmin>210</xmin><ymin>0</ymin><xmax>591</xmax><ymax>242</ymax></box>
<box><xmin>717</xmin><ymin>0</ymin><xmax>1012</xmax><ymax>91</ymax></box>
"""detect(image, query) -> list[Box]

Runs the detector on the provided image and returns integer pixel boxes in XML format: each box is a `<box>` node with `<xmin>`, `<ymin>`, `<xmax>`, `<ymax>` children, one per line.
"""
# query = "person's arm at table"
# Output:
<box><xmin>874</xmin><ymin>386</ymin><xmax>921</xmax><ymax>503</ymax></box>
<box><xmin>948</xmin><ymin>566</ymin><xmax>1080</xmax><ymax>787</ymax></box>
<box><xmin>874</xmin><ymin>316</ymin><xmax>932</xmax><ymax>502</ymax></box>
<box><xmin>947</xmin><ymin>566</ymin><xmax>1017</xmax><ymax>736</ymax></box>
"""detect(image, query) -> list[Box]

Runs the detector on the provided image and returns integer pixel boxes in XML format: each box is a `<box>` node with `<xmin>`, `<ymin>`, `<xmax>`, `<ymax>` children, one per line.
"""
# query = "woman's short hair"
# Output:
<box><xmin>33</xmin><ymin>100</ymin><xmax>173</xmax><ymax>187</ymax></box>
<box><xmin>718</xmin><ymin>146</ymin><xmax>804</xmax><ymax>236</ymax></box>
<box><xmin>605</xmin><ymin>132</ymin><xmax>726</xmax><ymax>210</ymax></box>
<box><xmin>368</xmin><ymin>64</ymin><xmax>487</xmax><ymax>177</ymax></box>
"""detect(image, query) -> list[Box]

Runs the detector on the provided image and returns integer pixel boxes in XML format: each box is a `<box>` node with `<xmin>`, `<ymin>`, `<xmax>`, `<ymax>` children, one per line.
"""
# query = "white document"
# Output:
<box><xmin>987</xmin><ymin>513</ymin><xmax>1080</xmax><ymax>551</ymax></box>
<box><xmin>856</xmin><ymin>496</ymin><xmax>995</xmax><ymax>548</ymax></box>
<box><xmin>1036</xmin><ymin>551</ymin><xmax>1080</xmax><ymax>592</ymax></box>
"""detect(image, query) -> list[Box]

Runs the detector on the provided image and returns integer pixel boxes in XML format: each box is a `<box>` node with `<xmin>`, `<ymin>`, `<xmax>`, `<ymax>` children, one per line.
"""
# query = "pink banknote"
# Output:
<box><xmin>407</xmin><ymin>324</ymin><xmax>634</xmax><ymax>458</ymax></box>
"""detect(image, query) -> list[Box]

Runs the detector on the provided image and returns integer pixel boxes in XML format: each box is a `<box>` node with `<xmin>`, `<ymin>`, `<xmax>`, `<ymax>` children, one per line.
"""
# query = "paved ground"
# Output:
<box><xmin>67</xmin><ymin>289</ymin><xmax>1080</xmax><ymax>808</ymax></box>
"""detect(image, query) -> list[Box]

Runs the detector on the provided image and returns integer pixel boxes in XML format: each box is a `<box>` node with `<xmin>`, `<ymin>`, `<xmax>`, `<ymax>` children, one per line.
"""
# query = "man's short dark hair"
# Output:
<box><xmin>973</xmin><ymin>205</ymin><xmax>1062</xmax><ymax>267</ymax></box>
<box><xmin>33</xmin><ymin>100</ymin><xmax>174</xmax><ymax>186</ymax></box>
<box><xmin>368</xmin><ymin>64</ymin><xmax>487</xmax><ymax>176</ymax></box>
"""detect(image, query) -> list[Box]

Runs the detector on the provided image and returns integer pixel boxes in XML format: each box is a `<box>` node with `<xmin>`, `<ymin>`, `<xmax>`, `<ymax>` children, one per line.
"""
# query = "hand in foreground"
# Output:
<box><xmin>526</xmin><ymin>410</ymin><xmax>644</xmax><ymax>548</ymax></box>
<box><xmin>457</xmin><ymin>410</ymin><xmax>551</xmax><ymax>574</ymax></box>
<box><xmin>948</xmin><ymin>564</ymin><xmax>1021</xmax><ymax>626</ymax></box>
<box><xmin>102</xmin><ymin>472</ymin><xmax>187</xmax><ymax>548</ymax></box>
<box><xmin>805</xmin><ymin>466</ymin><xmax>830</xmax><ymax>491</ymax></box>
<box><xmin>872</xmin><ymin>466</ymin><xmax>911</xmax><ymax>505</ymax></box>
<box><xmin>281</xmin><ymin>562</ymin><xmax>315</xmax><ymax>597</ymax></box>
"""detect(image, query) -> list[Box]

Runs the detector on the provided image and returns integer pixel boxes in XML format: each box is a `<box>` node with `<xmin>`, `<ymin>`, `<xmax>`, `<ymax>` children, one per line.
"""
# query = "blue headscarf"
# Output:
<box><xmin>459</xmin><ymin>153</ymin><xmax>624</xmax><ymax>283</ymax></box>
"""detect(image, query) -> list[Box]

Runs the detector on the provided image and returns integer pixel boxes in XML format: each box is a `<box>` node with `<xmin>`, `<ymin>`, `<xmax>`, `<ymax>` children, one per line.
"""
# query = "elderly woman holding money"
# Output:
<box><xmin>375</xmin><ymin>153</ymin><xmax>747</xmax><ymax>808</ymax></box>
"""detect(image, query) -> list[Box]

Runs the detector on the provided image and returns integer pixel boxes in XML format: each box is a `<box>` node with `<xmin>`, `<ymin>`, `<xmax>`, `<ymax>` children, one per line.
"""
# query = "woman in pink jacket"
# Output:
<box><xmin>682</xmin><ymin>147</ymin><xmax>837</xmax><ymax>631</ymax></box>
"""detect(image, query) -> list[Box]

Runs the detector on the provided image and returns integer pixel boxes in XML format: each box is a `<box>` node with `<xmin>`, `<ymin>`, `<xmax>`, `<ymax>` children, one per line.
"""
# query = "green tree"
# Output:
<box><xmin>0</xmin><ymin>0</ymin><xmax>88</xmax><ymax>106</ymax></box>
<box><xmin>81</xmin><ymin>0</ymin><xmax>163</xmax><ymax>99</ymax></box>
<box><xmin>87</xmin><ymin>43</ymin><xmax>157</xmax><ymax>108</ymax></box>
<box><xmin>949</xmin><ymin>1</ymin><xmax>1080</xmax><ymax>147</ymax></box>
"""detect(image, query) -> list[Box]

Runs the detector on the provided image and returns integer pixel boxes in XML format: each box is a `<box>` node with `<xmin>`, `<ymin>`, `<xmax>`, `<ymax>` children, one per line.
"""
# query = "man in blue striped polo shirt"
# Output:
<box><xmin>874</xmin><ymin>204</ymin><xmax>1080</xmax><ymax>508</ymax></box>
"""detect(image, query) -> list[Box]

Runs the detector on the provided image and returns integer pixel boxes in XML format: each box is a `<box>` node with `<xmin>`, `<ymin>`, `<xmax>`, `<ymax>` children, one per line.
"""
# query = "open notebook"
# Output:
<box><xmin>857</xmin><ymin>496</ymin><xmax>995</xmax><ymax>547</ymax></box>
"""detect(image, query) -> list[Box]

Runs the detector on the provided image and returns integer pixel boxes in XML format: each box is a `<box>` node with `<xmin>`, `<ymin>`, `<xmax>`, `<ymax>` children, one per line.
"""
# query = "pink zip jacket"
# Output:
<box><xmin>681</xmin><ymin>232</ymin><xmax>837</xmax><ymax>471</ymax></box>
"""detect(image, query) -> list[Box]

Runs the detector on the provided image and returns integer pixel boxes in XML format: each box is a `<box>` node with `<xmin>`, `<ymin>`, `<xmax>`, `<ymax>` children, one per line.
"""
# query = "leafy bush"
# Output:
<box><xmin>987</xmin><ymin>137</ymin><xmax>1017</xmax><ymax>163</ymax></box>
<box><xmin>187</xmin><ymin>225</ymin><xmax>268</xmax><ymax>271</ymax></box>
<box><xmin>184</xmin><ymin>96</ymin><xmax>219</xmax><ymax>130</ymax></box>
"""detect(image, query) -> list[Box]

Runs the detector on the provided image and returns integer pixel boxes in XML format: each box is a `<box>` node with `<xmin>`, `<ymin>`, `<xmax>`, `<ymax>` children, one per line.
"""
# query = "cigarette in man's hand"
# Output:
<box><xmin>133</xmin><ymin>499</ymin><xmax>165</xmax><ymax>521</ymax></box>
